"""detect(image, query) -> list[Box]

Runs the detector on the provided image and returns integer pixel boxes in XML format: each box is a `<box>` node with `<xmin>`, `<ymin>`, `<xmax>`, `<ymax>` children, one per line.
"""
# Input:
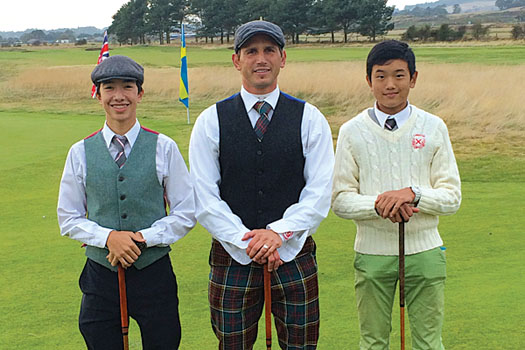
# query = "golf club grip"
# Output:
<box><xmin>118</xmin><ymin>265</ymin><xmax>129</xmax><ymax>349</ymax></box>
<box><xmin>400</xmin><ymin>307</ymin><xmax>405</xmax><ymax>350</ymax></box>
<box><xmin>264</xmin><ymin>265</ymin><xmax>272</xmax><ymax>349</ymax></box>
<box><xmin>399</xmin><ymin>221</ymin><xmax>405</xmax><ymax>350</ymax></box>
<box><xmin>399</xmin><ymin>221</ymin><xmax>405</xmax><ymax>307</ymax></box>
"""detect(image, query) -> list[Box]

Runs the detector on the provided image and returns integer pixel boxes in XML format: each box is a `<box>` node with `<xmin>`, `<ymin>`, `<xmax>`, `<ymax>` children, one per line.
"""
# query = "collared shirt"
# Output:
<box><xmin>57</xmin><ymin>120</ymin><xmax>196</xmax><ymax>249</ymax></box>
<box><xmin>189</xmin><ymin>86</ymin><xmax>334</xmax><ymax>264</ymax></box>
<box><xmin>374</xmin><ymin>101</ymin><xmax>412</xmax><ymax>129</ymax></box>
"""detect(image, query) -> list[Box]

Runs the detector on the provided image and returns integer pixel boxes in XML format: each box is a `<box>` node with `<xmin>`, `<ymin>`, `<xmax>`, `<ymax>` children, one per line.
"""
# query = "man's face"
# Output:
<box><xmin>232</xmin><ymin>34</ymin><xmax>286</xmax><ymax>94</ymax></box>
<box><xmin>97</xmin><ymin>79</ymin><xmax>143</xmax><ymax>126</ymax></box>
<box><xmin>366</xmin><ymin>59</ymin><xmax>418</xmax><ymax>115</ymax></box>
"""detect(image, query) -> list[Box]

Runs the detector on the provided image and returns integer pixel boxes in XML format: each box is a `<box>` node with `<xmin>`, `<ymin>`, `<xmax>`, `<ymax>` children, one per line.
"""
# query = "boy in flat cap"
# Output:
<box><xmin>57</xmin><ymin>55</ymin><xmax>196</xmax><ymax>349</ymax></box>
<box><xmin>332</xmin><ymin>40</ymin><xmax>461</xmax><ymax>349</ymax></box>
<box><xmin>189</xmin><ymin>20</ymin><xmax>334</xmax><ymax>349</ymax></box>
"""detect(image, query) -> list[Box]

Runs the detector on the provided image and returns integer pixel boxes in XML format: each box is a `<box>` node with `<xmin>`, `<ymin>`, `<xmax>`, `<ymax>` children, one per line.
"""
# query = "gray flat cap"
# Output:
<box><xmin>91</xmin><ymin>55</ymin><xmax>144</xmax><ymax>85</ymax></box>
<box><xmin>234</xmin><ymin>20</ymin><xmax>285</xmax><ymax>53</ymax></box>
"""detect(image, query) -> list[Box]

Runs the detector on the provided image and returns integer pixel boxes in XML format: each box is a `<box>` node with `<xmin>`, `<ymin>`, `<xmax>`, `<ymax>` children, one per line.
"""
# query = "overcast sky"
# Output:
<box><xmin>1</xmin><ymin>0</ymin><xmax>422</xmax><ymax>33</ymax></box>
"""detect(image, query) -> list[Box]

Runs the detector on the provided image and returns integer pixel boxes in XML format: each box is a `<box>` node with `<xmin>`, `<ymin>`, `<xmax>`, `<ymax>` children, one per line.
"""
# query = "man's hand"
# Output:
<box><xmin>251</xmin><ymin>250</ymin><xmax>284</xmax><ymax>272</ymax></box>
<box><xmin>106</xmin><ymin>231</ymin><xmax>146</xmax><ymax>268</ymax></box>
<box><xmin>375</xmin><ymin>187</ymin><xmax>416</xmax><ymax>220</ymax></box>
<box><xmin>242</xmin><ymin>229</ymin><xmax>283</xmax><ymax>266</ymax></box>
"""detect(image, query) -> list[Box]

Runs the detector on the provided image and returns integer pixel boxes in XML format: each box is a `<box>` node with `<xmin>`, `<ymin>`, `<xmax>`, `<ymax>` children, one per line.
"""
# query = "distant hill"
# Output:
<box><xmin>0</xmin><ymin>26</ymin><xmax>106</xmax><ymax>40</ymax></box>
<box><xmin>402</xmin><ymin>0</ymin><xmax>498</xmax><ymax>13</ymax></box>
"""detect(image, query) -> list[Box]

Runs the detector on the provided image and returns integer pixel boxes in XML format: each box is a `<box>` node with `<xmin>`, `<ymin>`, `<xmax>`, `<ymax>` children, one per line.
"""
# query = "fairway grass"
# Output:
<box><xmin>1</xmin><ymin>111</ymin><xmax>523</xmax><ymax>349</ymax></box>
<box><xmin>1</xmin><ymin>44</ymin><xmax>524</xmax><ymax>348</ymax></box>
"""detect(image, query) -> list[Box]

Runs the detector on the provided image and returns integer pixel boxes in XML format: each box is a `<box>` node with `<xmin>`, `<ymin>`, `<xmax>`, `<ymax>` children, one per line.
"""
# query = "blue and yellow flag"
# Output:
<box><xmin>179</xmin><ymin>24</ymin><xmax>189</xmax><ymax>109</ymax></box>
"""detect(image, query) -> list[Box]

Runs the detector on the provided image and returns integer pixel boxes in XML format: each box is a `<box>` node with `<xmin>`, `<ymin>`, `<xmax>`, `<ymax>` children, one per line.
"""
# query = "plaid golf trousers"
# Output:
<box><xmin>209</xmin><ymin>236</ymin><xmax>320</xmax><ymax>350</ymax></box>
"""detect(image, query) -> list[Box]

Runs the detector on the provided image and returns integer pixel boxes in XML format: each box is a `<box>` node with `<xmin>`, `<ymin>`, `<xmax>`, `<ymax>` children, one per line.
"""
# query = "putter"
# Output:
<box><xmin>118</xmin><ymin>265</ymin><xmax>129</xmax><ymax>350</ymax></box>
<box><xmin>399</xmin><ymin>221</ymin><xmax>405</xmax><ymax>350</ymax></box>
<box><xmin>264</xmin><ymin>264</ymin><xmax>272</xmax><ymax>349</ymax></box>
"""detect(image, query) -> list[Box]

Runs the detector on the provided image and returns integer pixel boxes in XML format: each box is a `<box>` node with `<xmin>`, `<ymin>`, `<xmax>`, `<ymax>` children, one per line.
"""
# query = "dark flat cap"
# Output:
<box><xmin>234</xmin><ymin>20</ymin><xmax>285</xmax><ymax>53</ymax></box>
<box><xmin>91</xmin><ymin>55</ymin><xmax>144</xmax><ymax>85</ymax></box>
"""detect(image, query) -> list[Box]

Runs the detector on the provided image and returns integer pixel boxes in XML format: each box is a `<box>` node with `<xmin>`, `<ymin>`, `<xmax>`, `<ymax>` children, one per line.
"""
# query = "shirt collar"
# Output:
<box><xmin>240</xmin><ymin>85</ymin><xmax>280</xmax><ymax>113</ymax></box>
<box><xmin>374</xmin><ymin>101</ymin><xmax>412</xmax><ymax>128</ymax></box>
<box><xmin>102</xmin><ymin>120</ymin><xmax>141</xmax><ymax>148</ymax></box>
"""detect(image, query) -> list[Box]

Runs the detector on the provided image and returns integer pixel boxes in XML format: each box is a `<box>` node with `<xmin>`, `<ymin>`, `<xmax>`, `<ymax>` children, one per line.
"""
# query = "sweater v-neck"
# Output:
<box><xmin>363</xmin><ymin>107</ymin><xmax>418</xmax><ymax>143</ymax></box>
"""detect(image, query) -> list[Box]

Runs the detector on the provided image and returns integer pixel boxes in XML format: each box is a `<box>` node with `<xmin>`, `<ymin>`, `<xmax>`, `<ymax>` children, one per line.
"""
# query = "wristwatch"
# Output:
<box><xmin>411</xmin><ymin>186</ymin><xmax>421</xmax><ymax>205</ymax></box>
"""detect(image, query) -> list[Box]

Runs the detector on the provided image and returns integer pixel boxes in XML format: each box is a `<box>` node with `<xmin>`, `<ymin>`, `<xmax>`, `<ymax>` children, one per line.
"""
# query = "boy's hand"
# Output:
<box><xmin>375</xmin><ymin>187</ymin><xmax>417</xmax><ymax>220</ymax></box>
<box><xmin>387</xmin><ymin>203</ymin><xmax>420</xmax><ymax>223</ymax></box>
<box><xmin>106</xmin><ymin>231</ymin><xmax>146</xmax><ymax>268</ymax></box>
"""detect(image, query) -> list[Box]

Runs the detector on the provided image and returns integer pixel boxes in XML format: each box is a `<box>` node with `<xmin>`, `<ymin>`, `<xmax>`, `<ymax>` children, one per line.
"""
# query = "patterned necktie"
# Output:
<box><xmin>384</xmin><ymin>117</ymin><xmax>398</xmax><ymax>131</ymax></box>
<box><xmin>112</xmin><ymin>135</ymin><xmax>128</xmax><ymax>168</ymax></box>
<box><xmin>253</xmin><ymin>101</ymin><xmax>272</xmax><ymax>141</ymax></box>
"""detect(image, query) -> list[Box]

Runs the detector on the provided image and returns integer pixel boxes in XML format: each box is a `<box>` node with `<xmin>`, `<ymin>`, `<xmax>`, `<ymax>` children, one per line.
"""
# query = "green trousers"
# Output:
<box><xmin>354</xmin><ymin>247</ymin><xmax>446</xmax><ymax>350</ymax></box>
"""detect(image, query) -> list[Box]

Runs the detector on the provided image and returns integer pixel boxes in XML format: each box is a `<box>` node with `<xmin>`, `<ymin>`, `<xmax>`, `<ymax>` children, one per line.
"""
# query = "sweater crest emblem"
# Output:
<box><xmin>412</xmin><ymin>134</ymin><xmax>426</xmax><ymax>149</ymax></box>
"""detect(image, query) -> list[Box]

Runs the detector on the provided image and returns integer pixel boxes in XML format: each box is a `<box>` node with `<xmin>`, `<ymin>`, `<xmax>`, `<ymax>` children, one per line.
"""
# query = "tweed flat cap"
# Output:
<box><xmin>234</xmin><ymin>20</ymin><xmax>285</xmax><ymax>53</ymax></box>
<box><xmin>91</xmin><ymin>55</ymin><xmax>144</xmax><ymax>85</ymax></box>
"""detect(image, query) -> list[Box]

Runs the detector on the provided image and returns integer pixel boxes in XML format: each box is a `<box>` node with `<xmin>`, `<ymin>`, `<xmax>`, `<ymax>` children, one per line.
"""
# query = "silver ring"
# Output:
<box><xmin>263</xmin><ymin>244</ymin><xmax>269</xmax><ymax>249</ymax></box>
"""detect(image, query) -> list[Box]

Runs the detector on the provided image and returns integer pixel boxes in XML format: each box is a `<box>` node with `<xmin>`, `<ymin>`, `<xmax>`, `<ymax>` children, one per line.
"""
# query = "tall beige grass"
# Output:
<box><xmin>2</xmin><ymin>62</ymin><xmax>524</xmax><ymax>154</ymax></box>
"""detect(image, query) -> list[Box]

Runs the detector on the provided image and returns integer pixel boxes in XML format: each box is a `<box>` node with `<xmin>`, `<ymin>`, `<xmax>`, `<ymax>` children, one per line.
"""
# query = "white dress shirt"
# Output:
<box><xmin>374</xmin><ymin>101</ymin><xmax>412</xmax><ymax>129</ymax></box>
<box><xmin>57</xmin><ymin>120</ymin><xmax>196</xmax><ymax>249</ymax></box>
<box><xmin>189</xmin><ymin>86</ymin><xmax>334</xmax><ymax>264</ymax></box>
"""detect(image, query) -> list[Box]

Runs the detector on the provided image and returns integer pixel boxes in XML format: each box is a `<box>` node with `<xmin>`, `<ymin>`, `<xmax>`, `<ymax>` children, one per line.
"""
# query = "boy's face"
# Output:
<box><xmin>97</xmin><ymin>79</ymin><xmax>143</xmax><ymax>126</ymax></box>
<box><xmin>232</xmin><ymin>34</ymin><xmax>286</xmax><ymax>95</ymax></box>
<box><xmin>366</xmin><ymin>59</ymin><xmax>418</xmax><ymax>116</ymax></box>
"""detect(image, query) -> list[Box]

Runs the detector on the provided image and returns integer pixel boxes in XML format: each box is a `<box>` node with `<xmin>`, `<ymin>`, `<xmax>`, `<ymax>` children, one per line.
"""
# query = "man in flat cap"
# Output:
<box><xmin>57</xmin><ymin>55</ymin><xmax>196</xmax><ymax>349</ymax></box>
<box><xmin>189</xmin><ymin>20</ymin><xmax>334</xmax><ymax>349</ymax></box>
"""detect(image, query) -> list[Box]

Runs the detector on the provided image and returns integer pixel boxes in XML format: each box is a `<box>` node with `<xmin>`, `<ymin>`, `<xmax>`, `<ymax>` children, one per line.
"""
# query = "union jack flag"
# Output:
<box><xmin>91</xmin><ymin>31</ymin><xmax>110</xmax><ymax>98</ymax></box>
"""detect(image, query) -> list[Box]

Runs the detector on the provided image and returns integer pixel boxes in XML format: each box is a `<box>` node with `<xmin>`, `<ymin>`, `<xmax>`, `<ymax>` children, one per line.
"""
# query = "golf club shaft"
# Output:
<box><xmin>118</xmin><ymin>265</ymin><xmax>129</xmax><ymax>350</ymax></box>
<box><xmin>264</xmin><ymin>264</ymin><xmax>272</xmax><ymax>349</ymax></box>
<box><xmin>399</xmin><ymin>221</ymin><xmax>405</xmax><ymax>350</ymax></box>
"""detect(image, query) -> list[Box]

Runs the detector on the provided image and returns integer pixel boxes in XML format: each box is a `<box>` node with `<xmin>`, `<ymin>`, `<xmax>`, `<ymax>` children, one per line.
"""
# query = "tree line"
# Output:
<box><xmin>401</xmin><ymin>23</ymin><xmax>491</xmax><ymax>42</ymax></box>
<box><xmin>109</xmin><ymin>0</ymin><xmax>395</xmax><ymax>45</ymax></box>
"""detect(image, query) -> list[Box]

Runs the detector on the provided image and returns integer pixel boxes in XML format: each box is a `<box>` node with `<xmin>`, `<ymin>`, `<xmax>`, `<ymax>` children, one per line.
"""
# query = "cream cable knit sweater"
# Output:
<box><xmin>332</xmin><ymin>106</ymin><xmax>461</xmax><ymax>255</ymax></box>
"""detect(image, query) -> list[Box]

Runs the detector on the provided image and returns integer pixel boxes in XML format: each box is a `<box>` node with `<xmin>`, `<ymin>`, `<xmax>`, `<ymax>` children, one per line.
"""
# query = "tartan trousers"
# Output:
<box><xmin>209</xmin><ymin>236</ymin><xmax>320</xmax><ymax>350</ymax></box>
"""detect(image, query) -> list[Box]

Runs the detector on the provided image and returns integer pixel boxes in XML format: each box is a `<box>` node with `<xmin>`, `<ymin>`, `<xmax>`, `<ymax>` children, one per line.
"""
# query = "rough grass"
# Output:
<box><xmin>2</xmin><ymin>60</ymin><xmax>524</xmax><ymax>161</ymax></box>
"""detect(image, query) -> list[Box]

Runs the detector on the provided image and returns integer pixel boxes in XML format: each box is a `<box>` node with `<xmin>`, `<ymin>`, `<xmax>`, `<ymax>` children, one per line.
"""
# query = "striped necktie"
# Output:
<box><xmin>112</xmin><ymin>135</ymin><xmax>127</xmax><ymax>168</ymax></box>
<box><xmin>384</xmin><ymin>117</ymin><xmax>398</xmax><ymax>131</ymax></box>
<box><xmin>253</xmin><ymin>101</ymin><xmax>272</xmax><ymax>141</ymax></box>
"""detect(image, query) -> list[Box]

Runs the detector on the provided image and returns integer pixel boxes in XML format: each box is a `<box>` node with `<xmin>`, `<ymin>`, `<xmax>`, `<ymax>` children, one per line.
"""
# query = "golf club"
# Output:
<box><xmin>264</xmin><ymin>264</ymin><xmax>272</xmax><ymax>349</ymax></box>
<box><xmin>118</xmin><ymin>265</ymin><xmax>129</xmax><ymax>350</ymax></box>
<box><xmin>399</xmin><ymin>221</ymin><xmax>405</xmax><ymax>350</ymax></box>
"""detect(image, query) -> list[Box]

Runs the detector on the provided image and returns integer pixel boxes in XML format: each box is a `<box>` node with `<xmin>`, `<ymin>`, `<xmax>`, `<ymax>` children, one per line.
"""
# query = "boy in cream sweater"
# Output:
<box><xmin>331</xmin><ymin>40</ymin><xmax>461</xmax><ymax>349</ymax></box>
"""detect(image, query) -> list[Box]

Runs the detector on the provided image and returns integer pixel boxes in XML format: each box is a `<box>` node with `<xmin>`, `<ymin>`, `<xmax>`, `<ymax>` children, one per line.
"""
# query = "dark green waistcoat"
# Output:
<box><xmin>84</xmin><ymin>127</ymin><xmax>170</xmax><ymax>271</ymax></box>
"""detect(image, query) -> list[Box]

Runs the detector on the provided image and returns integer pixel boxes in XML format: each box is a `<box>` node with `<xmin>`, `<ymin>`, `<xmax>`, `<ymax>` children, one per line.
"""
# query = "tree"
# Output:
<box><xmin>148</xmin><ymin>0</ymin><xmax>186</xmax><ymax>44</ymax></box>
<box><xmin>192</xmin><ymin>0</ymin><xmax>223</xmax><ymax>43</ymax></box>
<box><xmin>270</xmin><ymin>0</ymin><xmax>314</xmax><ymax>44</ymax></box>
<box><xmin>132</xmin><ymin>0</ymin><xmax>149</xmax><ymax>44</ymax></box>
<box><xmin>452</xmin><ymin>4</ymin><xmax>461</xmax><ymax>14</ymax></box>
<box><xmin>418</xmin><ymin>24</ymin><xmax>432</xmax><ymax>41</ymax></box>
<box><xmin>327</xmin><ymin>0</ymin><xmax>360</xmax><ymax>43</ymax></box>
<box><xmin>511</xmin><ymin>24</ymin><xmax>524</xmax><ymax>39</ymax></box>
<box><xmin>216</xmin><ymin>0</ymin><xmax>247</xmax><ymax>43</ymax></box>
<box><xmin>356</xmin><ymin>0</ymin><xmax>394</xmax><ymax>42</ymax></box>
<box><xmin>20</xmin><ymin>30</ymin><xmax>46</xmax><ymax>43</ymax></box>
<box><xmin>109</xmin><ymin>2</ymin><xmax>135</xmax><ymax>44</ymax></box>
<box><xmin>401</xmin><ymin>25</ymin><xmax>418</xmax><ymax>41</ymax></box>
<box><xmin>59</xmin><ymin>29</ymin><xmax>76</xmax><ymax>42</ymax></box>
<box><xmin>240</xmin><ymin>0</ymin><xmax>272</xmax><ymax>22</ymax></box>
<box><xmin>471</xmin><ymin>23</ymin><xmax>489</xmax><ymax>40</ymax></box>
<box><xmin>436</xmin><ymin>24</ymin><xmax>454</xmax><ymax>41</ymax></box>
